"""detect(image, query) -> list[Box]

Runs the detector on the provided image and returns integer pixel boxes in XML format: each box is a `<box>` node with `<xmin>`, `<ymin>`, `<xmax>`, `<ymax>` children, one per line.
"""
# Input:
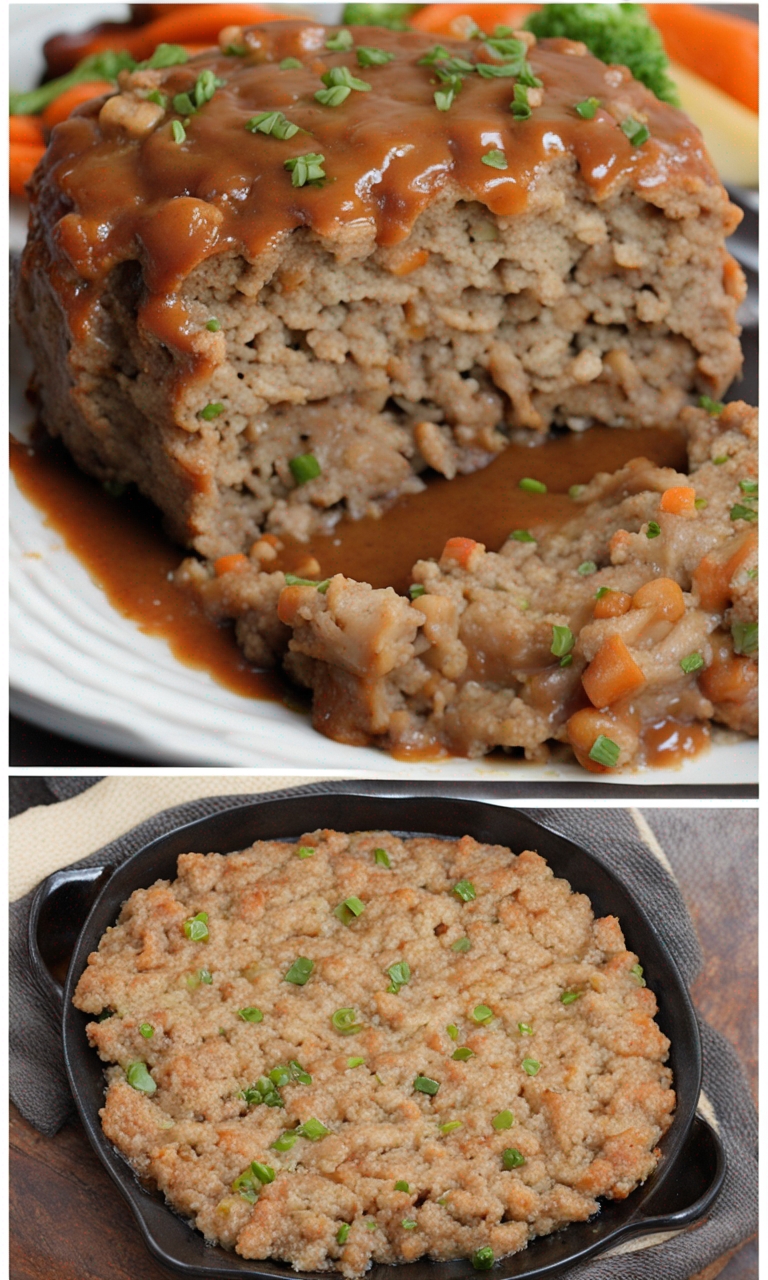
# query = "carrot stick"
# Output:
<box><xmin>10</xmin><ymin>142</ymin><xmax>45</xmax><ymax>196</ymax></box>
<box><xmin>646</xmin><ymin>4</ymin><xmax>758</xmax><ymax>114</ymax></box>
<box><xmin>69</xmin><ymin>5</ymin><xmax>286</xmax><ymax>62</ymax></box>
<box><xmin>410</xmin><ymin>4</ymin><xmax>540</xmax><ymax>37</ymax></box>
<box><xmin>10</xmin><ymin>115</ymin><xmax>44</xmax><ymax>145</ymax></box>
<box><xmin>42</xmin><ymin>80</ymin><xmax>114</xmax><ymax>130</ymax></box>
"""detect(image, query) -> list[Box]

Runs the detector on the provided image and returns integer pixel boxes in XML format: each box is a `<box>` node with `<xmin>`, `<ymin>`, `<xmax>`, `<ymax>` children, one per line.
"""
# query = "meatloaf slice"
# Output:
<box><xmin>17</xmin><ymin>19</ymin><xmax>744</xmax><ymax>557</ymax></box>
<box><xmin>177</xmin><ymin>401</ymin><xmax>757</xmax><ymax>772</ymax></box>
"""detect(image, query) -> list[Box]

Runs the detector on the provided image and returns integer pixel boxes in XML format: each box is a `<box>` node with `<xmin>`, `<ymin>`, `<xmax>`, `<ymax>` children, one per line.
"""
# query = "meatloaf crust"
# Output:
<box><xmin>73</xmin><ymin>830</ymin><xmax>674</xmax><ymax>1275</ymax></box>
<box><xmin>17</xmin><ymin>20</ymin><xmax>744</xmax><ymax>556</ymax></box>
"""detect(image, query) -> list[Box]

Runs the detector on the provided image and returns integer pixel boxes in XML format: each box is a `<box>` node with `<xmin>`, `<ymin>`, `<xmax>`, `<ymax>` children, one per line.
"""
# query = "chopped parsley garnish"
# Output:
<box><xmin>315</xmin><ymin>84</ymin><xmax>352</xmax><ymax>107</ymax></box>
<box><xmin>695</xmin><ymin>498</ymin><xmax>708</xmax><ymax>510</ymax></box>
<box><xmin>575</xmin><ymin>96</ymin><xmax>600</xmax><ymax>118</ymax></box>
<box><xmin>700</xmin><ymin>394</ymin><xmax>725</xmax><ymax>415</ymax></box>
<box><xmin>387</xmin><ymin>960</ymin><xmax>411</xmax><ymax>993</ymax></box>
<box><xmin>284</xmin><ymin>956</ymin><xmax>314</xmax><ymax>985</ymax></box>
<box><xmin>476</xmin><ymin>60</ymin><xmax>524</xmax><ymax>79</ymax></box>
<box><xmin>238</xmin><ymin>1006</ymin><xmax>263</xmax><ymax>1022</ymax></box>
<box><xmin>646</xmin><ymin>521</ymin><xmax>661</xmax><ymax>539</ymax></box>
<box><xmin>331</xmin><ymin>1007</ymin><xmax>364</xmax><ymax>1034</ymax></box>
<box><xmin>452</xmin><ymin>880</ymin><xmax>476</xmax><ymax>902</ymax></box>
<box><xmin>269</xmin><ymin>1060</ymin><xmax>311</xmax><ymax>1086</ymax></box>
<box><xmin>141</xmin><ymin>43</ymin><xmax>189</xmax><ymax>70</ymax></box>
<box><xmin>503</xmin><ymin>1147</ymin><xmax>525</xmax><ymax>1169</ymax></box>
<box><xmin>246</xmin><ymin>110</ymin><xmax>300</xmax><ymax>138</ymax></box>
<box><xmin>481</xmin><ymin>148</ymin><xmax>508</xmax><ymax>169</ymax></box>
<box><xmin>284</xmin><ymin>153</ymin><xmax>326</xmax><ymax>187</ymax></box>
<box><xmin>680</xmin><ymin>652</ymin><xmax>705</xmax><ymax>675</ymax></box>
<box><xmin>732</xmin><ymin>621</ymin><xmax>758</xmax><ymax>656</ymax></box>
<box><xmin>588</xmin><ymin>735</ymin><xmax>620</xmax><ymax>768</ymax></box>
<box><xmin>492</xmin><ymin>1110</ymin><xmax>514</xmax><ymax>1130</ymax></box>
<box><xmin>126</xmin><ymin>1062</ymin><xmax>156</xmax><ymax>1093</ymax></box>
<box><xmin>569</xmin><ymin>483</ymin><xmax>584</xmax><ymax>498</ymax></box>
<box><xmin>289</xmin><ymin>452</ymin><xmax>322</xmax><ymax>484</ymax></box>
<box><xmin>357</xmin><ymin>46</ymin><xmax>395</xmax><ymax>66</ymax></box>
<box><xmin>595</xmin><ymin>586</ymin><xmax>611</xmax><ymax>600</ymax></box>
<box><xmin>413</xmin><ymin>1075</ymin><xmax>440</xmax><ymax>1096</ymax></box>
<box><xmin>621</xmin><ymin>117</ymin><xmax>650</xmax><ymax>147</ymax></box>
<box><xmin>174</xmin><ymin>69</ymin><xmax>225</xmax><ymax>115</ymax></box>
<box><xmin>183</xmin><ymin>911</ymin><xmax>209</xmax><ymax>941</ymax></box>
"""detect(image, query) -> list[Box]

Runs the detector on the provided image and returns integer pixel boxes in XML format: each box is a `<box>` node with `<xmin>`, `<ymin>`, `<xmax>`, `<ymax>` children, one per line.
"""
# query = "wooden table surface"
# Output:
<box><xmin>10</xmin><ymin>801</ymin><xmax>757</xmax><ymax>1280</ymax></box>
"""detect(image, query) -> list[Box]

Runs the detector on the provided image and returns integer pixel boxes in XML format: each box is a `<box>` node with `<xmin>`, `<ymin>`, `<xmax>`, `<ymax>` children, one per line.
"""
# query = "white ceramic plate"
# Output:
<box><xmin>9</xmin><ymin>4</ymin><xmax>759</xmax><ymax>779</ymax></box>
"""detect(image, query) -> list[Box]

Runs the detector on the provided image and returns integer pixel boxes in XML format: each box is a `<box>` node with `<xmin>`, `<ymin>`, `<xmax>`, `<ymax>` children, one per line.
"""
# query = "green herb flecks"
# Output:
<box><xmin>452</xmin><ymin>1046</ymin><xmax>475</xmax><ymax>1061</ymax></box>
<box><xmin>387</xmin><ymin>960</ymin><xmax>411</xmax><ymax>993</ymax></box>
<box><xmin>451</xmin><ymin>937</ymin><xmax>471</xmax><ymax>953</ymax></box>
<box><xmin>492</xmin><ymin>1110</ymin><xmax>514</xmax><ymax>1130</ymax></box>
<box><xmin>510</xmin><ymin>84</ymin><xmax>532</xmax><ymax>119</ymax></box>
<box><xmin>503</xmin><ymin>1147</ymin><xmax>525</xmax><ymax>1169</ymax></box>
<box><xmin>357</xmin><ymin>46</ymin><xmax>395</xmax><ymax>66</ymax></box>
<box><xmin>509</xmin><ymin>530</ymin><xmax>536</xmax><ymax>543</ymax></box>
<box><xmin>334</xmin><ymin>896</ymin><xmax>366</xmax><ymax>925</ymax></box>
<box><xmin>453</xmin><ymin>880</ymin><xmax>476</xmax><ymax>902</ymax></box>
<box><xmin>246</xmin><ymin>110</ymin><xmax>300</xmax><ymax>138</ymax></box>
<box><xmin>414</xmin><ymin>1075</ymin><xmax>440</xmax><ymax>1096</ymax></box>
<box><xmin>126</xmin><ymin>1061</ymin><xmax>156</xmax><ymax>1094</ymax></box>
<box><xmin>473</xmin><ymin>1247</ymin><xmax>495</xmax><ymax>1270</ymax></box>
<box><xmin>575</xmin><ymin>96</ymin><xmax>600</xmax><ymax>118</ymax></box>
<box><xmin>732</xmin><ymin>621</ymin><xmax>758</xmax><ymax>656</ymax></box>
<box><xmin>680</xmin><ymin>652</ymin><xmax>705</xmax><ymax>675</ymax></box>
<box><xmin>646</xmin><ymin>521</ymin><xmax>661</xmax><ymax>539</ymax></box>
<box><xmin>238</xmin><ymin>1006</ymin><xmax>263</xmax><ymax>1022</ymax></box>
<box><xmin>588</xmin><ymin>735</ymin><xmax>620</xmax><ymax>768</ymax></box>
<box><xmin>284</xmin><ymin>153</ymin><xmax>326</xmax><ymax>187</ymax></box>
<box><xmin>373</xmin><ymin>847</ymin><xmax>391</xmax><ymax>867</ymax></box>
<box><xmin>289</xmin><ymin>452</ymin><xmax>322</xmax><ymax>484</ymax></box>
<box><xmin>283</xmin><ymin>574</ymin><xmax>331</xmax><ymax>592</ymax></box>
<box><xmin>522</xmin><ymin>1058</ymin><xmax>541</xmax><ymax>1076</ymax></box>
<box><xmin>332</xmin><ymin>1007</ymin><xmax>364</xmax><ymax>1035</ymax></box>
<box><xmin>482</xmin><ymin>148</ymin><xmax>508</xmax><ymax>169</ymax></box>
<box><xmin>183</xmin><ymin>911</ymin><xmax>209</xmax><ymax>941</ymax></box>
<box><xmin>620</xmin><ymin>117</ymin><xmax>650</xmax><ymax>147</ymax></box>
<box><xmin>326</xmin><ymin>29</ymin><xmax>355</xmax><ymax>50</ymax></box>
<box><xmin>284</xmin><ymin>956</ymin><xmax>314</xmax><ymax>985</ymax></box>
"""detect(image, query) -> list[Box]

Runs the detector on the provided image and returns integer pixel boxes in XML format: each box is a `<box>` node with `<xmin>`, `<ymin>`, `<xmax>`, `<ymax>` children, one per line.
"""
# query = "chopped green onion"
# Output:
<box><xmin>446</xmin><ymin>1024</ymin><xmax>459</xmax><ymax>1041</ymax></box>
<box><xmin>621</xmin><ymin>118</ymin><xmax>650</xmax><ymax>146</ymax></box>
<box><xmin>732</xmin><ymin>621</ymin><xmax>758</xmax><ymax>655</ymax></box>
<box><xmin>509</xmin><ymin>530</ymin><xmax>536</xmax><ymax>543</ymax></box>
<box><xmin>139</xmin><ymin>1023</ymin><xmax>154</xmax><ymax>1038</ymax></box>
<box><xmin>283</xmin><ymin>574</ymin><xmax>331</xmax><ymax>592</ymax></box>
<box><xmin>284</xmin><ymin>956</ymin><xmax>314</xmax><ymax>985</ymax></box>
<box><xmin>387</xmin><ymin>960</ymin><xmax>411</xmax><ymax>993</ymax></box>
<box><xmin>337</xmin><ymin>1223</ymin><xmax>350</xmax><ymax>1244</ymax></box>
<box><xmin>315</xmin><ymin>84</ymin><xmax>352</xmax><ymax>106</ymax></box>
<box><xmin>452</xmin><ymin>880</ymin><xmax>476</xmax><ymax>902</ymax></box>
<box><xmin>476</xmin><ymin>61</ymin><xmax>524</xmax><ymax>79</ymax></box>
<box><xmin>205</xmin><ymin>318</ymin><xmax>221</xmax><ymax>332</ymax></box>
<box><xmin>373</xmin><ymin>847</ymin><xmax>391</xmax><ymax>867</ymax></box>
<box><xmin>434</xmin><ymin>85</ymin><xmax>457</xmax><ymax>111</ymax></box>
<box><xmin>347</xmin><ymin>1056</ymin><xmax>366</xmax><ymax>1068</ymax></box>
<box><xmin>569</xmin><ymin>484</ymin><xmax>585</xmax><ymax>498</ymax></box>
<box><xmin>481</xmin><ymin>148</ymin><xmax>508</xmax><ymax>169</ymax></box>
<box><xmin>296</xmin><ymin>1117</ymin><xmax>330</xmax><ymax>1140</ymax></box>
<box><xmin>280</xmin><ymin>57</ymin><xmax>303</xmax><ymax>70</ymax></box>
<box><xmin>492</xmin><ymin>1110</ymin><xmax>514</xmax><ymax>1130</ymax></box>
<box><xmin>630</xmin><ymin>963</ymin><xmax>646</xmax><ymax>986</ymax></box>
<box><xmin>588</xmin><ymin>735</ymin><xmax>620</xmax><ymax>768</ymax></box>
<box><xmin>238</xmin><ymin>1007</ymin><xmax>263</xmax><ymax>1023</ymax></box>
<box><xmin>289</xmin><ymin>452</ymin><xmax>322</xmax><ymax>484</ymax></box>
<box><xmin>409</xmin><ymin>584</ymin><xmax>426</xmax><ymax>599</ymax></box>
<box><xmin>147</xmin><ymin>89</ymin><xmax>168</xmax><ymax>107</ymax></box>
<box><xmin>471</xmin><ymin>1004</ymin><xmax>494</xmax><ymax>1025</ymax></box>
<box><xmin>414</xmin><ymin>1075</ymin><xmax>440</xmax><ymax>1096</ymax></box>
<box><xmin>740</xmin><ymin>479</ymin><xmax>758</xmax><ymax>495</ymax></box>
<box><xmin>595</xmin><ymin>586</ymin><xmax>611</xmax><ymax>600</ymax></box>
<box><xmin>183</xmin><ymin>911</ymin><xmax>209</xmax><ymax>942</ymax></box>
<box><xmin>575</xmin><ymin>96</ymin><xmax>600</xmax><ymax>118</ymax></box>
<box><xmin>326</xmin><ymin>28</ymin><xmax>354</xmax><ymax>50</ymax></box>
<box><xmin>747</xmin><ymin>568</ymin><xmax>758</xmax><ymax>579</ymax></box>
<box><xmin>142</xmin><ymin>43</ymin><xmax>189</xmax><ymax>70</ymax></box>
<box><xmin>473</xmin><ymin>1246</ymin><xmax>495</xmax><ymax>1270</ymax></box>
<box><xmin>730</xmin><ymin>504</ymin><xmax>757</xmax><ymax>523</ymax></box>
<box><xmin>366</xmin><ymin>1220</ymin><xmax>378</xmax><ymax>1230</ymax></box>
<box><xmin>321</xmin><ymin>65</ymin><xmax>371</xmax><ymax>91</ymax></box>
<box><xmin>252</xmin><ymin>1161</ymin><xmax>275</xmax><ymax>1184</ymax></box>
<box><xmin>297</xmin><ymin>846</ymin><xmax>315</xmax><ymax>858</ymax></box>
<box><xmin>560</xmin><ymin>990</ymin><xmax>581</xmax><ymax>1005</ymax></box>
<box><xmin>395</xmin><ymin>1180</ymin><xmax>410</xmax><ymax>1192</ymax></box>
<box><xmin>126</xmin><ymin>1062</ymin><xmax>156</xmax><ymax>1094</ymax></box>
<box><xmin>680</xmin><ymin>652</ymin><xmax>704</xmax><ymax>675</ymax></box>
<box><xmin>510</xmin><ymin>83</ymin><xmax>531</xmax><ymax>119</ymax></box>
<box><xmin>550</xmin><ymin>625</ymin><xmax>574</xmax><ymax>658</ymax></box>
<box><xmin>402</xmin><ymin>1218</ymin><xmax>418</xmax><ymax>1229</ymax></box>
<box><xmin>246</xmin><ymin>109</ymin><xmax>300</xmax><ymax>138</ymax></box>
<box><xmin>332</xmin><ymin>1007</ymin><xmax>364</xmax><ymax>1035</ymax></box>
<box><xmin>518</xmin><ymin>1022</ymin><xmax>533</xmax><ymax>1036</ymax></box>
<box><xmin>334</xmin><ymin>896</ymin><xmax>366</xmax><ymax>925</ymax></box>
<box><xmin>199</xmin><ymin>403</ymin><xmax>224</xmax><ymax>421</ymax></box>
<box><xmin>439</xmin><ymin>1121</ymin><xmax>463</xmax><ymax>1134</ymax></box>
<box><xmin>451</xmin><ymin>937</ymin><xmax>471</xmax><ymax>953</ymax></box>
<box><xmin>356</xmin><ymin>46</ymin><xmax>394</xmax><ymax>66</ymax></box>
<box><xmin>171</xmin><ymin>119</ymin><xmax>186</xmax><ymax>143</ymax></box>
<box><xmin>646</xmin><ymin>521</ymin><xmax>661</xmax><ymax>539</ymax></box>
<box><xmin>522</xmin><ymin>1058</ymin><xmax>541</xmax><ymax>1076</ymax></box>
<box><xmin>284</xmin><ymin>153</ymin><xmax>326</xmax><ymax>187</ymax></box>
<box><xmin>502</xmin><ymin>1147</ymin><xmax>525</xmax><ymax>1169</ymax></box>
<box><xmin>560</xmin><ymin>654</ymin><xmax>574</xmax><ymax>668</ymax></box>
<box><xmin>271</xmin><ymin>1130</ymin><xmax>299</xmax><ymax>1151</ymax></box>
<box><xmin>699</xmin><ymin>395</ymin><xmax>724</xmax><ymax>416</ymax></box>
<box><xmin>713</xmin><ymin>455</ymin><xmax>729</xmax><ymax>465</ymax></box>
<box><xmin>242</xmin><ymin>1077</ymin><xmax>283</xmax><ymax>1107</ymax></box>
<box><xmin>173</xmin><ymin>92</ymin><xmax>195</xmax><ymax>115</ymax></box>
<box><xmin>519</xmin><ymin>476</ymin><xmax>546</xmax><ymax>494</ymax></box>
<box><xmin>694</xmin><ymin>498</ymin><xmax>708</xmax><ymax>510</ymax></box>
<box><xmin>578</xmin><ymin>561</ymin><xmax>597</xmax><ymax>576</ymax></box>
<box><xmin>452</xmin><ymin>1046</ymin><xmax>475</xmax><ymax>1061</ymax></box>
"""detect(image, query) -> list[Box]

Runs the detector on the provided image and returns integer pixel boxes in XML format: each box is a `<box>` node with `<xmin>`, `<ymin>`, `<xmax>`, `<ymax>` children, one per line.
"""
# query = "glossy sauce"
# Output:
<box><xmin>30</xmin><ymin>20</ymin><xmax>715</xmax><ymax>383</ymax></box>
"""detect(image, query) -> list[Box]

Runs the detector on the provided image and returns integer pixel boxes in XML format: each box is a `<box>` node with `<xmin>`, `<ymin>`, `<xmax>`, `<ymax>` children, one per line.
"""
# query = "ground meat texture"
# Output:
<box><xmin>72</xmin><ymin>832</ymin><xmax>674</xmax><ymax>1275</ymax></box>
<box><xmin>177</xmin><ymin>401</ymin><xmax>757</xmax><ymax>770</ymax></box>
<box><xmin>17</xmin><ymin>20</ymin><xmax>744</xmax><ymax>557</ymax></box>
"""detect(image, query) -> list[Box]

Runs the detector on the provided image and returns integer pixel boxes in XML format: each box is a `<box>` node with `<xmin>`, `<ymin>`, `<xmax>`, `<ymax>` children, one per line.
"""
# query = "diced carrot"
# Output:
<box><xmin>631</xmin><ymin>578</ymin><xmax>685</xmax><ymax>623</ymax></box>
<box><xmin>214</xmin><ymin>553</ymin><xmax>249</xmax><ymax>576</ymax></box>
<box><xmin>41</xmin><ymin>81</ymin><xmax>115</xmax><ymax>131</ymax></box>
<box><xmin>594</xmin><ymin>590</ymin><xmax>632</xmax><ymax>620</ymax></box>
<box><xmin>646</xmin><ymin>4</ymin><xmax>758</xmax><ymax>114</ymax></box>
<box><xmin>582</xmin><ymin>634</ymin><xmax>646</xmax><ymax>709</ymax></box>
<box><xmin>9</xmin><ymin>142</ymin><xmax>45</xmax><ymax>196</ymax></box>
<box><xmin>700</xmin><ymin>653</ymin><xmax>757</xmax><ymax>704</ymax></box>
<box><xmin>441</xmin><ymin>537</ymin><xmax>481</xmax><ymax>569</ymax></box>
<box><xmin>389</xmin><ymin>249</ymin><xmax>429</xmax><ymax>277</ymax></box>
<box><xmin>692</xmin><ymin>530</ymin><xmax>757</xmax><ymax>613</ymax></box>
<box><xmin>277</xmin><ymin>584</ymin><xmax>304</xmax><ymax>625</ymax></box>
<box><xmin>10</xmin><ymin>115</ymin><xmax>44</xmax><ymax>145</ymax></box>
<box><xmin>566</xmin><ymin>708</ymin><xmax>628</xmax><ymax>774</ymax></box>
<box><xmin>658</xmin><ymin>486</ymin><xmax>696</xmax><ymax>516</ymax></box>
<box><xmin>410</xmin><ymin>4</ymin><xmax>540</xmax><ymax>37</ymax></box>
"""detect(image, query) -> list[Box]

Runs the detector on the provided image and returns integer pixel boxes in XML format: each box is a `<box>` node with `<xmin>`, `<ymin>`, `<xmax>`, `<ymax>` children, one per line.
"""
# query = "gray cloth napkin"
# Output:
<box><xmin>10</xmin><ymin>783</ymin><xmax>757</xmax><ymax>1279</ymax></box>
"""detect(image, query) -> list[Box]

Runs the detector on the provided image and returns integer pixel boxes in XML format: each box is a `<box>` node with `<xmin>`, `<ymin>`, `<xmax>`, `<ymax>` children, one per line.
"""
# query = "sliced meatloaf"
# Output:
<box><xmin>17</xmin><ymin>19</ymin><xmax>744</xmax><ymax>557</ymax></box>
<box><xmin>177</xmin><ymin>401</ymin><xmax>758</xmax><ymax>772</ymax></box>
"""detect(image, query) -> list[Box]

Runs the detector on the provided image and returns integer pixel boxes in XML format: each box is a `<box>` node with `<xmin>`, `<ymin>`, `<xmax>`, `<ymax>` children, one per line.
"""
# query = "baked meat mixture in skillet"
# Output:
<box><xmin>74</xmin><ymin>831</ymin><xmax>674</xmax><ymax>1274</ymax></box>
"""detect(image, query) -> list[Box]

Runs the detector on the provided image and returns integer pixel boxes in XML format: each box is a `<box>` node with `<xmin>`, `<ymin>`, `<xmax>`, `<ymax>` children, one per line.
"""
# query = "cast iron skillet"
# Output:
<box><xmin>30</xmin><ymin>794</ymin><xmax>725</xmax><ymax>1279</ymax></box>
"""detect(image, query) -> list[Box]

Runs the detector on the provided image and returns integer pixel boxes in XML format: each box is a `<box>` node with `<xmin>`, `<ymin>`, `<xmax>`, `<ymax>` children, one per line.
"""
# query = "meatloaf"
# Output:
<box><xmin>178</xmin><ymin>399</ymin><xmax>758</xmax><ymax>771</ymax></box>
<box><xmin>73</xmin><ymin>830</ymin><xmax>674</xmax><ymax>1275</ymax></box>
<box><xmin>17</xmin><ymin>19</ymin><xmax>744</xmax><ymax>557</ymax></box>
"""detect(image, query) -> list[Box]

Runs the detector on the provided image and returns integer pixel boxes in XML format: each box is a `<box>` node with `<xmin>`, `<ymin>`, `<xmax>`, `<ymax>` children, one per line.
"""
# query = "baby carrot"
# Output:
<box><xmin>10</xmin><ymin>142</ymin><xmax>45</xmax><ymax>196</ymax></box>
<box><xmin>410</xmin><ymin>4</ymin><xmax>540</xmax><ymax>37</ymax></box>
<box><xmin>646</xmin><ymin>4</ymin><xmax>758</xmax><ymax>114</ymax></box>
<box><xmin>9</xmin><ymin>115</ymin><xmax>44</xmax><ymax>145</ymax></box>
<box><xmin>41</xmin><ymin>81</ymin><xmax>114</xmax><ymax>130</ymax></box>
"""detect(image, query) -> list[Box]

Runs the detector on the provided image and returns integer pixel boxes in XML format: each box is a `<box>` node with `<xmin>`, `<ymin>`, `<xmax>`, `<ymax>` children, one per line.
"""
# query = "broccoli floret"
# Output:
<box><xmin>343</xmin><ymin>4</ymin><xmax>424</xmax><ymax>29</ymax></box>
<box><xmin>524</xmin><ymin>4</ymin><xmax>679</xmax><ymax>105</ymax></box>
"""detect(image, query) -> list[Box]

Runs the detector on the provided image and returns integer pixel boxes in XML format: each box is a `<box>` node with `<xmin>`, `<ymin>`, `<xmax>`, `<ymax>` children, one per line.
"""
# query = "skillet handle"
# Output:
<box><xmin>28</xmin><ymin>864</ymin><xmax>114</xmax><ymax>1012</ymax></box>
<box><xmin>611</xmin><ymin>1114</ymin><xmax>726</xmax><ymax>1246</ymax></box>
